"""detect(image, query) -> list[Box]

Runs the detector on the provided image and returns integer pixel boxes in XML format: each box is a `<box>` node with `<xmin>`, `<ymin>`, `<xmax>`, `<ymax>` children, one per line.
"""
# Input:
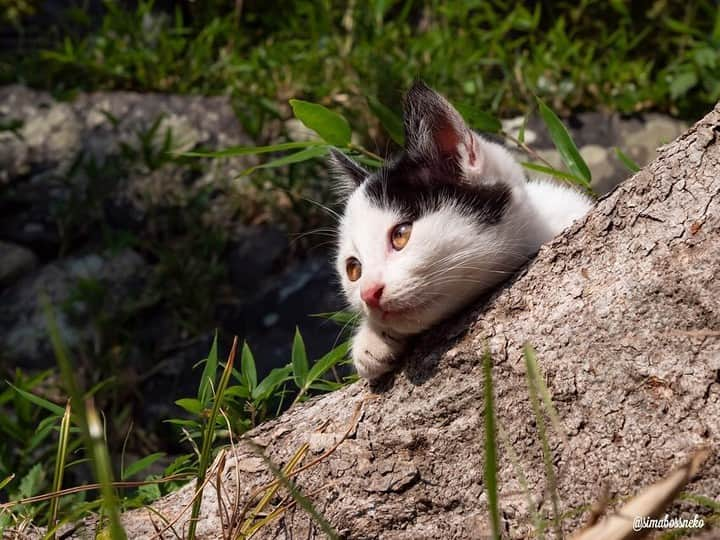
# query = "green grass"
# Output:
<box><xmin>4</xmin><ymin>1</ymin><xmax>720</xmax><ymax>125</ymax></box>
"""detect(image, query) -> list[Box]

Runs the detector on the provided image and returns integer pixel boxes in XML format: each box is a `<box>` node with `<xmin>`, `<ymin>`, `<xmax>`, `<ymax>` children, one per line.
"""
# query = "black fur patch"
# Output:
<box><xmin>363</xmin><ymin>153</ymin><xmax>511</xmax><ymax>224</ymax></box>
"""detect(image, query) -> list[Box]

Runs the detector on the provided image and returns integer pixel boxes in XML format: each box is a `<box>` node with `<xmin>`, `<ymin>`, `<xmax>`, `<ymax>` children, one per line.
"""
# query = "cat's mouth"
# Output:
<box><xmin>370</xmin><ymin>300</ymin><xmax>430</xmax><ymax>321</ymax></box>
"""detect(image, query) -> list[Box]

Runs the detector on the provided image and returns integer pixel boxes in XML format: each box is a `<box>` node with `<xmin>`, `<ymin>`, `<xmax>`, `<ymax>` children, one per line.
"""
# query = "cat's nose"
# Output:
<box><xmin>361</xmin><ymin>283</ymin><xmax>385</xmax><ymax>308</ymax></box>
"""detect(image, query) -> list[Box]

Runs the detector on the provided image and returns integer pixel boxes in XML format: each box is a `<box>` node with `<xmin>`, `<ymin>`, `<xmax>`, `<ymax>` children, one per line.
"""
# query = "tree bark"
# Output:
<box><xmin>74</xmin><ymin>104</ymin><xmax>720</xmax><ymax>539</ymax></box>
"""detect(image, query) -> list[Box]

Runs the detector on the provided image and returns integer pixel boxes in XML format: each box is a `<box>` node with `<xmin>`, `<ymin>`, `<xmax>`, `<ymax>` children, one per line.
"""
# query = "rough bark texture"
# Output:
<box><xmin>76</xmin><ymin>104</ymin><xmax>720</xmax><ymax>539</ymax></box>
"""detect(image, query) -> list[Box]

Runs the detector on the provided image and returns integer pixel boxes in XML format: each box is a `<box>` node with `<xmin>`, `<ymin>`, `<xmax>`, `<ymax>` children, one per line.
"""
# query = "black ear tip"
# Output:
<box><xmin>406</xmin><ymin>79</ymin><xmax>432</xmax><ymax>97</ymax></box>
<box><xmin>404</xmin><ymin>80</ymin><xmax>444</xmax><ymax>110</ymax></box>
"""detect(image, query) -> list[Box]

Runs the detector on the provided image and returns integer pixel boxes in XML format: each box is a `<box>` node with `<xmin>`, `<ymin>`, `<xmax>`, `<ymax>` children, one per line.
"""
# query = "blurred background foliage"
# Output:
<box><xmin>2</xmin><ymin>0</ymin><xmax>720</xmax><ymax>128</ymax></box>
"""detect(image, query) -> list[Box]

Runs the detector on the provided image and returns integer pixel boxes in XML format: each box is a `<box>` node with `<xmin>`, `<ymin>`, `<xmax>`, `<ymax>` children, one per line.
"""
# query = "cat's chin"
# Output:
<box><xmin>365</xmin><ymin>302</ymin><xmax>438</xmax><ymax>336</ymax></box>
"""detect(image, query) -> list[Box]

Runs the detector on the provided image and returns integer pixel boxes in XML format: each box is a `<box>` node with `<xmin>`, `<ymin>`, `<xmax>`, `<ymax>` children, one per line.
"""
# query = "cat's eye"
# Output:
<box><xmin>346</xmin><ymin>257</ymin><xmax>362</xmax><ymax>281</ymax></box>
<box><xmin>390</xmin><ymin>222</ymin><xmax>413</xmax><ymax>250</ymax></box>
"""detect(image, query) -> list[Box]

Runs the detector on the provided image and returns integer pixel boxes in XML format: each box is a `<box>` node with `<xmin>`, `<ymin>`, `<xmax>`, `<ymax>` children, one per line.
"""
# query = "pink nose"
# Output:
<box><xmin>361</xmin><ymin>283</ymin><xmax>385</xmax><ymax>308</ymax></box>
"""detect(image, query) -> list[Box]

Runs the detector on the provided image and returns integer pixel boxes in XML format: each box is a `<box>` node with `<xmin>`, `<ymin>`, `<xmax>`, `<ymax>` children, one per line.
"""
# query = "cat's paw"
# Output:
<box><xmin>352</xmin><ymin>324</ymin><xmax>405</xmax><ymax>380</ymax></box>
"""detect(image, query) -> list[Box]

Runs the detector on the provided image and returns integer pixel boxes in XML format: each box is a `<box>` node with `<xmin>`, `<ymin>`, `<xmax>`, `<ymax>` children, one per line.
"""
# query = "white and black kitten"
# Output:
<box><xmin>330</xmin><ymin>82</ymin><xmax>592</xmax><ymax>380</ymax></box>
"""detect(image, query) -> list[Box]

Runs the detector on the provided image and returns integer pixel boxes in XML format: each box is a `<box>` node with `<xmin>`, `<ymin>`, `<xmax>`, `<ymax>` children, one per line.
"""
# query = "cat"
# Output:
<box><xmin>329</xmin><ymin>82</ymin><xmax>593</xmax><ymax>380</ymax></box>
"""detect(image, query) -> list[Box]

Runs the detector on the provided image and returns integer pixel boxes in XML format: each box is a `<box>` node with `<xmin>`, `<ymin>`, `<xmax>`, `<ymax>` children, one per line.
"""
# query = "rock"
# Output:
<box><xmin>219</xmin><ymin>255</ymin><xmax>345</xmax><ymax>378</ymax></box>
<box><xmin>0</xmin><ymin>86</ymin><xmax>82</xmax><ymax>182</ymax></box>
<box><xmin>0</xmin><ymin>241</ymin><xmax>37</xmax><ymax>286</ymax></box>
<box><xmin>0</xmin><ymin>85</ymin><xmax>261</xmax><ymax>256</ymax></box>
<box><xmin>227</xmin><ymin>226</ymin><xmax>289</xmax><ymax>290</ymax></box>
<box><xmin>0</xmin><ymin>249</ymin><xmax>148</xmax><ymax>368</ymax></box>
<box><xmin>580</xmin><ymin>144</ymin><xmax>621</xmax><ymax>195</ymax></box>
<box><xmin>616</xmin><ymin>113</ymin><xmax>688</xmax><ymax>167</ymax></box>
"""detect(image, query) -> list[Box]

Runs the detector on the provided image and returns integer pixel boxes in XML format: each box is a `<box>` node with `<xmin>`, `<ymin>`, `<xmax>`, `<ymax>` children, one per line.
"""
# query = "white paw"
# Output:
<box><xmin>352</xmin><ymin>324</ymin><xmax>405</xmax><ymax>380</ymax></box>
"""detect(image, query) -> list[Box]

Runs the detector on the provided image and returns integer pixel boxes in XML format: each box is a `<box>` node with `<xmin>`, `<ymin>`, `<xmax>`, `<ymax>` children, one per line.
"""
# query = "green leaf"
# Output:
<box><xmin>367</xmin><ymin>96</ymin><xmax>404</xmax><ymax>145</ymax></box>
<box><xmin>536</xmin><ymin>98</ymin><xmax>592</xmax><ymax>186</ymax></box>
<box><xmin>614</xmin><ymin>147</ymin><xmax>640</xmax><ymax>173</ymax></box>
<box><xmin>243</xmin><ymin>145</ymin><xmax>329</xmax><ymax>175</ymax></box>
<box><xmin>306</xmin><ymin>341</ymin><xmax>350</xmax><ymax>386</ymax></box>
<box><xmin>180</xmin><ymin>140</ymin><xmax>322</xmax><ymax>158</ymax></box>
<box><xmin>520</xmin><ymin>162</ymin><xmax>588</xmax><ymax>186</ymax></box>
<box><xmin>122</xmin><ymin>452</ymin><xmax>165</xmax><ymax>480</ymax></box>
<box><xmin>223</xmin><ymin>385</ymin><xmax>251</xmax><ymax>400</ymax></box>
<box><xmin>8</xmin><ymin>383</ymin><xmax>65</xmax><ymax>416</ymax></box>
<box><xmin>198</xmin><ymin>333</ymin><xmax>219</xmax><ymax>407</ymax></box>
<box><xmin>175</xmin><ymin>398</ymin><xmax>204</xmax><ymax>415</ymax></box>
<box><xmin>137</xmin><ymin>482</ymin><xmax>161</xmax><ymax>502</ymax></box>
<box><xmin>253</xmin><ymin>365</ymin><xmax>293</xmax><ymax>401</ymax></box>
<box><xmin>241</xmin><ymin>342</ymin><xmax>257</xmax><ymax>391</ymax></box>
<box><xmin>291</xmin><ymin>328</ymin><xmax>309</xmax><ymax>389</ymax></box>
<box><xmin>18</xmin><ymin>463</ymin><xmax>45</xmax><ymax>499</ymax></box>
<box><xmin>289</xmin><ymin>99</ymin><xmax>351</xmax><ymax>146</ymax></box>
<box><xmin>310</xmin><ymin>310</ymin><xmax>358</xmax><ymax>326</ymax></box>
<box><xmin>455</xmin><ymin>103</ymin><xmax>502</xmax><ymax>133</ymax></box>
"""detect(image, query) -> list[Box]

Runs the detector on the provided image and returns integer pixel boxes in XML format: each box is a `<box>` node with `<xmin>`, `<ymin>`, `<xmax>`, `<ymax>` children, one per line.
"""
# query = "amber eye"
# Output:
<box><xmin>390</xmin><ymin>222</ymin><xmax>413</xmax><ymax>250</ymax></box>
<box><xmin>346</xmin><ymin>257</ymin><xmax>362</xmax><ymax>281</ymax></box>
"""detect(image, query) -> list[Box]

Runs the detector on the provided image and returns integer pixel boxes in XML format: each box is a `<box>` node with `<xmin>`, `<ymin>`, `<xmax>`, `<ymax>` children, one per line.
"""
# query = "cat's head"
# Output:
<box><xmin>332</xmin><ymin>82</ymin><xmax>534</xmax><ymax>335</ymax></box>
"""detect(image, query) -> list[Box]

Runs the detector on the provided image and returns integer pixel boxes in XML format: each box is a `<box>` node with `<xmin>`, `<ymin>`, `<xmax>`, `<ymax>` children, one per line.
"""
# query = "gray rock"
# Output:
<box><xmin>0</xmin><ymin>85</ymin><xmax>260</xmax><ymax>256</ymax></box>
<box><xmin>227</xmin><ymin>226</ymin><xmax>289</xmax><ymax>290</ymax></box>
<box><xmin>0</xmin><ymin>86</ymin><xmax>82</xmax><ymax>182</ymax></box>
<box><xmin>0</xmin><ymin>249</ymin><xmax>148</xmax><ymax>368</ymax></box>
<box><xmin>616</xmin><ymin>113</ymin><xmax>688</xmax><ymax>167</ymax></box>
<box><xmin>0</xmin><ymin>241</ymin><xmax>37</xmax><ymax>286</ymax></box>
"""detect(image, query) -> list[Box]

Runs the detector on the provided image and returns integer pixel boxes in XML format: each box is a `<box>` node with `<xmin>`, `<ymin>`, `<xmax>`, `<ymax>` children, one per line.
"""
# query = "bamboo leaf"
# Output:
<box><xmin>306</xmin><ymin>341</ymin><xmax>350</xmax><ymax>385</ymax></box>
<box><xmin>243</xmin><ymin>145</ymin><xmax>329</xmax><ymax>175</ymax></box>
<box><xmin>198</xmin><ymin>333</ymin><xmax>219</xmax><ymax>407</ymax></box>
<box><xmin>289</xmin><ymin>99</ymin><xmax>351</xmax><ymax>146</ymax></box>
<box><xmin>122</xmin><ymin>452</ymin><xmax>165</xmax><ymax>480</ymax></box>
<box><xmin>180</xmin><ymin>140</ymin><xmax>322</xmax><ymax>158</ymax></box>
<box><xmin>615</xmin><ymin>147</ymin><xmax>641</xmax><ymax>173</ymax></box>
<box><xmin>241</xmin><ymin>342</ymin><xmax>257</xmax><ymax>392</ymax></box>
<box><xmin>291</xmin><ymin>328</ymin><xmax>309</xmax><ymax>389</ymax></box>
<box><xmin>537</xmin><ymin>98</ymin><xmax>591</xmax><ymax>185</ymax></box>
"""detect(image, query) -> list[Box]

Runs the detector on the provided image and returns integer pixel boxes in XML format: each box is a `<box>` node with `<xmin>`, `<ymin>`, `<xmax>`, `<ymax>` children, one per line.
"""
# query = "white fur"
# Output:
<box><xmin>336</xmin><ymin>133</ymin><xmax>593</xmax><ymax>380</ymax></box>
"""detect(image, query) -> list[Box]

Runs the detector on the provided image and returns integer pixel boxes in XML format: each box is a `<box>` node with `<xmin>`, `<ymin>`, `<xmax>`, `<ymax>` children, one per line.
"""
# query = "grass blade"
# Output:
<box><xmin>524</xmin><ymin>344</ymin><xmax>562</xmax><ymax>539</ymax></box>
<box><xmin>46</xmin><ymin>401</ymin><xmax>72</xmax><ymax>540</ymax></box>
<box><xmin>482</xmin><ymin>349</ymin><xmax>501</xmax><ymax>540</ymax></box>
<box><xmin>187</xmin><ymin>337</ymin><xmax>238</xmax><ymax>540</ymax></box>
<box><xmin>86</xmin><ymin>399</ymin><xmax>126</xmax><ymax>539</ymax></box>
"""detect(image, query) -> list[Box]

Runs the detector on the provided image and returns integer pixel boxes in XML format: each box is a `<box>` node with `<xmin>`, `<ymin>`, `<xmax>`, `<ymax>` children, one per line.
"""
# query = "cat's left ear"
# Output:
<box><xmin>403</xmin><ymin>81</ymin><xmax>482</xmax><ymax>173</ymax></box>
<box><xmin>328</xmin><ymin>149</ymin><xmax>369</xmax><ymax>195</ymax></box>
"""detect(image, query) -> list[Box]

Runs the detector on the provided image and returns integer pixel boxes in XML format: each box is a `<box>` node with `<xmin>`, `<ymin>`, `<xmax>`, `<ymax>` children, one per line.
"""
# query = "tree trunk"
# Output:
<box><xmin>73</xmin><ymin>104</ymin><xmax>720</xmax><ymax>539</ymax></box>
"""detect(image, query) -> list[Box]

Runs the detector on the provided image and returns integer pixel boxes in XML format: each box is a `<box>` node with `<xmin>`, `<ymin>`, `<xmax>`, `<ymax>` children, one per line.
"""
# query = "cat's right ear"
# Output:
<box><xmin>328</xmin><ymin>149</ymin><xmax>369</xmax><ymax>196</ymax></box>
